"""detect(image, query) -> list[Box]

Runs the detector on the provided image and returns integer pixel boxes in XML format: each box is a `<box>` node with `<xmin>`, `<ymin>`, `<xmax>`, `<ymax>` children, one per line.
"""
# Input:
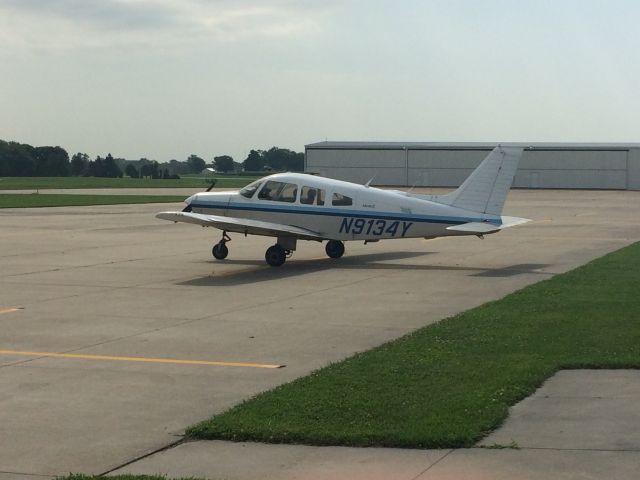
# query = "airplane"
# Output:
<box><xmin>157</xmin><ymin>145</ymin><xmax>530</xmax><ymax>267</ymax></box>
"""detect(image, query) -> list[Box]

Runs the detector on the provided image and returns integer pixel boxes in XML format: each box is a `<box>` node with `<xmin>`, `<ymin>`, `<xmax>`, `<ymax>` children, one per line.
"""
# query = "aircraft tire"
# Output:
<box><xmin>212</xmin><ymin>242</ymin><xmax>229</xmax><ymax>260</ymax></box>
<box><xmin>325</xmin><ymin>240</ymin><xmax>345</xmax><ymax>259</ymax></box>
<box><xmin>265</xmin><ymin>245</ymin><xmax>286</xmax><ymax>267</ymax></box>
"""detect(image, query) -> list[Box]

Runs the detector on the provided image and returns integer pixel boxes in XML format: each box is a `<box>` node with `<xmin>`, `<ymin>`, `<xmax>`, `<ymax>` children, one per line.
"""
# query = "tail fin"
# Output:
<box><xmin>434</xmin><ymin>146</ymin><xmax>523</xmax><ymax>216</ymax></box>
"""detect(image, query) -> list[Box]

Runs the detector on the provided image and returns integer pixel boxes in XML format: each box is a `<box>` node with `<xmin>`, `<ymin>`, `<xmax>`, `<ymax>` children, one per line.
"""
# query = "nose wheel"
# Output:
<box><xmin>325</xmin><ymin>240</ymin><xmax>345</xmax><ymax>259</ymax></box>
<box><xmin>212</xmin><ymin>232</ymin><xmax>231</xmax><ymax>260</ymax></box>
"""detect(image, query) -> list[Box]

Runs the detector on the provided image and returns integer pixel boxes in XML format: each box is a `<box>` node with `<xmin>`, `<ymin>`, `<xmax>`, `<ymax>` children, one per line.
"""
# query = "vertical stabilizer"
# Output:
<box><xmin>435</xmin><ymin>146</ymin><xmax>523</xmax><ymax>216</ymax></box>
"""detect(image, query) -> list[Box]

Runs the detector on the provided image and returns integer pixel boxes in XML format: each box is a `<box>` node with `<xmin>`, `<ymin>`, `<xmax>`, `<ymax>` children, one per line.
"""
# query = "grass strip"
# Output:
<box><xmin>57</xmin><ymin>476</ymin><xmax>204</xmax><ymax>480</ymax></box>
<box><xmin>0</xmin><ymin>176</ymin><xmax>261</xmax><ymax>190</ymax></box>
<box><xmin>187</xmin><ymin>242</ymin><xmax>640</xmax><ymax>448</ymax></box>
<box><xmin>0</xmin><ymin>194</ymin><xmax>187</xmax><ymax>208</ymax></box>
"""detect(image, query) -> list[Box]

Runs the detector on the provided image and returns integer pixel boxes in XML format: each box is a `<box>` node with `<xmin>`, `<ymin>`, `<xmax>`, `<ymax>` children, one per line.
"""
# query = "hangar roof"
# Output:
<box><xmin>305</xmin><ymin>141</ymin><xmax>640</xmax><ymax>151</ymax></box>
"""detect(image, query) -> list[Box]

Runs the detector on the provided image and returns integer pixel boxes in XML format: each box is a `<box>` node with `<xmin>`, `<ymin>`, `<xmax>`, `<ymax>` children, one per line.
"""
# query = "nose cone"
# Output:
<box><xmin>182</xmin><ymin>194</ymin><xmax>196</xmax><ymax>212</ymax></box>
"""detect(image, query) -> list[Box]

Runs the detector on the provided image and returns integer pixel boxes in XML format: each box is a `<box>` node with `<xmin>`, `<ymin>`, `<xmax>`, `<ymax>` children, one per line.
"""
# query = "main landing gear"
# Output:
<box><xmin>265</xmin><ymin>244</ymin><xmax>288</xmax><ymax>267</ymax></box>
<box><xmin>325</xmin><ymin>240</ymin><xmax>345</xmax><ymax>259</ymax></box>
<box><xmin>265</xmin><ymin>236</ymin><xmax>296</xmax><ymax>267</ymax></box>
<box><xmin>212</xmin><ymin>232</ymin><xmax>231</xmax><ymax>260</ymax></box>
<box><xmin>211</xmin><ymin>234</ymin><xmax>346</xmax><ymax>267</ymax></box>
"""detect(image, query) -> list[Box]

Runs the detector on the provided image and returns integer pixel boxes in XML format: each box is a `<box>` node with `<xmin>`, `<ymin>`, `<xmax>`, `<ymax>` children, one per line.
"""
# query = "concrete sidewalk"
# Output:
<box><xmin>113</xmin><ymin>370</ymin><xmax>640</xmax><ymax>480</ymax></box>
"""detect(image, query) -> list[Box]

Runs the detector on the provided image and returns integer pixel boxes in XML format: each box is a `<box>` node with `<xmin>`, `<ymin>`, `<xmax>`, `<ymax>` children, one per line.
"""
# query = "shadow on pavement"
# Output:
<box><xmin>178</xmin><ymin>251</ymin><xmax>551</xmax><ymax>286</ymax></box>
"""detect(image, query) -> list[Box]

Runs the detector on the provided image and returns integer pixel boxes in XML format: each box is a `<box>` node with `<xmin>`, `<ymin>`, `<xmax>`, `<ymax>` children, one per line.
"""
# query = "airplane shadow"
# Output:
<box><xmin>178</xmin><ymin>250</ymin><xmax>551</xmax><ymax>287</ymax></box>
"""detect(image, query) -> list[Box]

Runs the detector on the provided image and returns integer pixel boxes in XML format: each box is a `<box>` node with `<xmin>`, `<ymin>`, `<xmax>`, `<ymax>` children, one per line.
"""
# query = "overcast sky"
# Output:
<box><xmin>1</xmin><ymin>0</ymin><xmax>638</xmax><ymax>162</ymax></box>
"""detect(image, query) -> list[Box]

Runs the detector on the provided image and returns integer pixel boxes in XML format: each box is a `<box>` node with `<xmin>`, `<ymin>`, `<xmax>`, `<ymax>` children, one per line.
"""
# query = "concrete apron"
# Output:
<box><xmin>113</xmin><ymin>370</ymin><xmax>640</xmax><ymax>480</ymax></box>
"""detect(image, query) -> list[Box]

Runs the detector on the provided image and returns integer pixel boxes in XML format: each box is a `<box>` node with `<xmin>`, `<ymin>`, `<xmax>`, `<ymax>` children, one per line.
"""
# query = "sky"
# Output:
<box><xmin>1</xmin><ymin>0</ymin><xmax>639</xmax><ymax>162</ymax></box>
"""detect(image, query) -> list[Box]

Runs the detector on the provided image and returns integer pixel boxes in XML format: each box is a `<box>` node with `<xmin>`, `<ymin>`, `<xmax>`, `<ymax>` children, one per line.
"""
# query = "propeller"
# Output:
<box><xmin>205</xmin><ymin>179</ymin><xmax>217</xmax><ymax>192</ymax></box>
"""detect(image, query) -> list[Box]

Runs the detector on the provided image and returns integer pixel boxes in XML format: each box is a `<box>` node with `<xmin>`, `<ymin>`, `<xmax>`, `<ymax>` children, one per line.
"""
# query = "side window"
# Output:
<box><xmin>258</xmin><ymin>180</ymin><xmax>298</xmax><ymax>203</ymax></box>
<box><xmin>332</xmin><ymin>192</ymin><xmax>353</xmax><ymax>206</ymax></box>
<box><xmin>279</xmin><ymin>183</ymin><xmax>298</xmax><ymax>202</ymax></box>
<box><xmin>300</xmin><ymin>186</ymin><xmax>326</xmax><ymax>205</ymax></box>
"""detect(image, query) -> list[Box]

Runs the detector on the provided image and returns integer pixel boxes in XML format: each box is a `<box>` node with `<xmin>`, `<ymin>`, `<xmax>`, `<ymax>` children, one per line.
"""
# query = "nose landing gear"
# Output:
<box><xmin>212</xmin><ymin>232</ymin><xmax>231</xmax><ymax>260</ymax></box>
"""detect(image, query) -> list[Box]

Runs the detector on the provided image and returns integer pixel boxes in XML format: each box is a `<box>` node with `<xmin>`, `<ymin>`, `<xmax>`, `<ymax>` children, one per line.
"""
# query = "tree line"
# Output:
<box><xmin>0</xmin><ymin>139</ymin><xmax>304</xmax><ymax>178</ymax></box>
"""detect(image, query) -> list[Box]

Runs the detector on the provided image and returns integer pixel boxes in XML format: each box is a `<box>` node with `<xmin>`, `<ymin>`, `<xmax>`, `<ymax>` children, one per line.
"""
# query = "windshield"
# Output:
<box><xmin>239</xmin><ymin>180</ymin><xmax>264</xmax><ymax>199</ymax></box>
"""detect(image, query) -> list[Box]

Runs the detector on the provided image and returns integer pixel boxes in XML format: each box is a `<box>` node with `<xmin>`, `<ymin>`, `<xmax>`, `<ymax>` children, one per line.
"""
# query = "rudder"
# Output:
<box><xmin>435</xmin><ymin>146</ymin><xmax>523</xmax><ymax>216</ymax></box>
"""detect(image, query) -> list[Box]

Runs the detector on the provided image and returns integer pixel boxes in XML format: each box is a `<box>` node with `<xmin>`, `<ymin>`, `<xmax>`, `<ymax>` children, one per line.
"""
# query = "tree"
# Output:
<box><xmin>125</xmin><ymin>164</ymin><xmax>139</xmax><ymax>178</ymax></box>
<box><xmin>88</xmin><ymin>156</ymin><xmax>105</xmax><ymax>177</ymax></box>
<box><xmin>34</xmin><ymin>146</ymin><xmax>70</xmax><ymax>176</ymax></box>
<box><xmin>186</xmin><ymin>154</ymin><xmax>206</xmax><ymax>174</ymax></box>
<box><xmin>70</xmin><ymin>153</ymin><xmax>89</xmax><ymax>176</ymax></box>
<box><xmin>213</xmin><ymin>155</ymin><xmax>234</xmax><ymax>173</ymax></box>
<box><xmin>263</xmin><ymin>147</ymin><xmax>304</xmax><ymax>172</ymax></box>
<box><xmin>0</xmin><ymin>141</ymin><xmax>36</xmax><ymax>176</ymax></box>
<box><xmin>242</xmin><ymin>150</ymin><xmax>264</xmax><ymax>172</ymax></box>
<box><xmin>140</xmin><ymin>161</ymin><xmax>159</xmax><ymax>179</ymax></box>
<box><xmin>103</xmin><ymin>153</ymin><xmax>122</xmax><ymax>178</ymax></box>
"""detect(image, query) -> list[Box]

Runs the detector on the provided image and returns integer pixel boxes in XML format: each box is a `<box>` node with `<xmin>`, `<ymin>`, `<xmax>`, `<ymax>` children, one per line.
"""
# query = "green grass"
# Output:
<box><xmin>187</xmin><ymin>242</ymin><xmax>640</xmax><ymax>448</ymax></box>
<box><xmin>57</xmin><ymin>475</ymin><xmax>204</xmax><ymax>480</ymax></box>
<box><xmin>0</xmin><ymin>175</ymin><xmax>262</xmax><ymax>190</ymax></box>
<box><xmin>0</xmin><ymin>194</ymin><xmax>186</xmax><ymax>208</ymax></box>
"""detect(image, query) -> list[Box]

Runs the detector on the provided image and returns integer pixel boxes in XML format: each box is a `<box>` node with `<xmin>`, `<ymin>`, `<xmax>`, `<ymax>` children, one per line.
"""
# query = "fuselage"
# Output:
<box><xmin>186</xmin><ymin>173</ymin><xmax>501</xmax><ymax>241</ymax></box>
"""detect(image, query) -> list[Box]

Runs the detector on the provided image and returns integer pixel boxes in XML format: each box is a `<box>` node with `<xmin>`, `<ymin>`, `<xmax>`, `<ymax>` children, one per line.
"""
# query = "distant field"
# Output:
<box><xmin>0</xmin><ymin>194</ymin><xmax>186</xmax><ymax>208</ymax></box>
<box><xmin>188</xmin><ymin>241</ymin><xmax>640</xmax><ymax>449</ymax></box>
<box><xmin>58</xmin><ymin>475</ymin><xmax>202</xmax><ymax>480</ymax></box>
<box><xmin>0</xmin><ymin>176</ymin><xmax>262</xmax><ymax>190</ymax></box>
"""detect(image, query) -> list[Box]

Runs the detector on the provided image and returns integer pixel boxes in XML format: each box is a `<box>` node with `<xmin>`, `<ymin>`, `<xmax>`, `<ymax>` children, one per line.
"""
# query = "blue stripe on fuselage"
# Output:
<box><xmin>189</xmin><ymin>201</ymin><xmax>490</xmax><ymax>225</ymax></box>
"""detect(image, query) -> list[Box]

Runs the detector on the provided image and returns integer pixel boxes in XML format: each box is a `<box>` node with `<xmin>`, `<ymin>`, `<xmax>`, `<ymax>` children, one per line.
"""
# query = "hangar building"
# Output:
<box><xmin>304</xmin><ymin>142</ymin><xmax>640</xmax><ymax>190</ymax></box>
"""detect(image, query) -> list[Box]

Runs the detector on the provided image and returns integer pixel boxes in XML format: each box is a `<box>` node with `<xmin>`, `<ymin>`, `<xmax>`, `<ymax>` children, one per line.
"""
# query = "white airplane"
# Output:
<box><xmin>157</xmin><ymin>146</ymin><xmax>530</xmax><ymax>267</ymax></box>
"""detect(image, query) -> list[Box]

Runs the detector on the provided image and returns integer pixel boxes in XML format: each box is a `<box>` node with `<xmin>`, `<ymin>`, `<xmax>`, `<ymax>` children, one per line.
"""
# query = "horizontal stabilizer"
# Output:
<box><xmin>499</xmin><ymin>216</ymin><xmax>531</xmax><ymax>229</ymax></box>
<box><xmin>446</xmin><ymin>222</ymin><xmax>501</xmax><ymax>234</ymax></box>
<box><xmin>446</xmin><ymin>216</ymin><xmax>531</xmax><ymax>234</ymax></box>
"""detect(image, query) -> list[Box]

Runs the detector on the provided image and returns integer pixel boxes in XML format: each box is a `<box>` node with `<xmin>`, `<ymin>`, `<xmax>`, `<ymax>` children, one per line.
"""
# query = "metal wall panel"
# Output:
<box><xmin>628</xmin><ymin>149</ymin><xmax>640</xmax><ymax>190</ymax></box>
<box><xmin>311</xmin><ymin>166</ymin><xmax>407</xmax><ymax>185</ymax></box>
<box><xmin>520</xmin><ymin>150</ymin><xmax>627</xmax><ymax>170</ymax></box>
<box><xmin>513</xmin><ymin>170</ymin><xmax>627</xmax><ymax>189</ymax></box>
<box><xmin>408</xmin><ymin>150</ymin><xmax>487</xmax><ymax>169</ymax></box>
<box><xmin>305</xmin><ymin>144</ymin><xmax>640</xmax><ymax>190</ymax></box>
<box><xmin>306</xmin><ymin>148</ymin><xmax>405</xmax><ymax>168</ymax></box>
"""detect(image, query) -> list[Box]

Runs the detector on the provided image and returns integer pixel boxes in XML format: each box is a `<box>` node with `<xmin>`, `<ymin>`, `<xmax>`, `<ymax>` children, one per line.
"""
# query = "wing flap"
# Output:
<box><xmin>156</xmin><ymin>211</ymin><xmax>324</xmax><ymax>240</ymax></box>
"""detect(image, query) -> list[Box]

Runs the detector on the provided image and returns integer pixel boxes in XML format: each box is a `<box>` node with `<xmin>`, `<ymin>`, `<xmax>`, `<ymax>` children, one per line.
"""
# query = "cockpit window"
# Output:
<box><xmin>332</xmin><ymin>192</ymin><xmax>352</xmax><ymax>206</ymax></box>
<box><xmin>300</xmin><ymin>186</ymin><xmax>325</xmax><ymax>205</ymax></box>
<box><xmin>239</xmin><ymin>180</ymin><xmax>263</xmax><ymax>199</ymax></box>
<box><xmin>258</xmin><ymin>180</ymin><xmax>298</xmax><ymax>203</ymax></box>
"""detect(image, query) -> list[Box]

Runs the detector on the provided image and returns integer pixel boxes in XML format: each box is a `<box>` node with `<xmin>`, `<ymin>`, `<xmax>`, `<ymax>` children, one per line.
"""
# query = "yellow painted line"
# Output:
<box><xmin>0</xmin><ymin>308</ymin><xmax>21</xmax><ymax>315</ymax></box>
<box><xmin>0</xmin><ymin>349</ymin><xmax>285</xmax><ymax>369</ymax></box>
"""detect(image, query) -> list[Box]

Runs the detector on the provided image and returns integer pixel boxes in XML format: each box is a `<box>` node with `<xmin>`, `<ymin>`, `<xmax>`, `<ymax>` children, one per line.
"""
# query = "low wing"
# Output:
<box><xmin>156</xmin><ymin>211</ymin><xmax>325</xmax><ymax>241</ymax></box>
<box><xmin>446</xmin><ymin>216</ymin><xmax>531</xmax><ymax>234</ymax></box>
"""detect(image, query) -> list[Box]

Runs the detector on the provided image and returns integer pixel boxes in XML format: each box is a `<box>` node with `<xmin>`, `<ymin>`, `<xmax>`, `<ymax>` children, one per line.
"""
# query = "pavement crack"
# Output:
<box><xmin>410</xmin><ymin>448</ymin><xmax>454</xmax><ymax>479</ymax></box>
<box><xmin>0</xmin><ymin>470</ymin><xmax>54</xmax><ymax>477</ymax></box>
<box><xmin>98</xmin><ymin>438</ymin><xmax>186</xmax><ymax>476</ymax></box>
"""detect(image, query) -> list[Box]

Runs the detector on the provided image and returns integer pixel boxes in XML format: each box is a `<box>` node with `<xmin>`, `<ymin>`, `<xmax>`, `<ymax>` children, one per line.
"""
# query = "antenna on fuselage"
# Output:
<box><xmin>364</xmin><ymin>175</ymin><xmax>376</xmax><ymax>188</ymax></box>
<box><xmin>405</xmin><ymin>180</ymin><xmax>419</xmax><ymax>196</ymax></box>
